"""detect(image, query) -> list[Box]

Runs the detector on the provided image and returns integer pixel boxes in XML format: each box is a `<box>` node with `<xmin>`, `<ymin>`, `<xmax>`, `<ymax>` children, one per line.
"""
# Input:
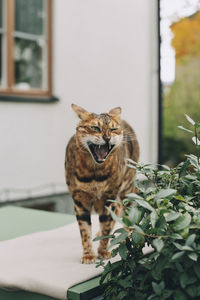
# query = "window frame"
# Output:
<box><xmin>158</xmin><ymin>0</ymin><xmax>163</xmax><ymax>165</ymax></box>
<box><xmin>0</xmin><ymin>0</ymin><xmax>53</xmax><ymax>99</ymax></box>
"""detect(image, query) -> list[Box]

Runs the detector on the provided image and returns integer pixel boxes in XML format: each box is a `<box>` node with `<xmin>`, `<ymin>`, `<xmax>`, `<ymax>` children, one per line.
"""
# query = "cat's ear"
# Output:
<box><xmin>108</xmin><ymin>107</ymin><xmax>122</xmax><ymax>120</ymax></box>
<box><xmin>71</xmin><ymin>104</ymin><xmax>90</xmax><ymax>120</ymax></box>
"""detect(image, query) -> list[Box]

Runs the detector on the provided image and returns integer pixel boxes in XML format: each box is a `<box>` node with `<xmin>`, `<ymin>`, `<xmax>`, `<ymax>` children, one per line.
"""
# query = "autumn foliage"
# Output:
<box><xmin>171</xmin><ymin>11</ymin><xmax>200</xmax><ymax>62</ymax></box>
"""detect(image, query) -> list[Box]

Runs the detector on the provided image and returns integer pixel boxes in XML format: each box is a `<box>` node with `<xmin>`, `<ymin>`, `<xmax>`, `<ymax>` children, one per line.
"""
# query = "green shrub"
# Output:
<box><xmin>95</xmin><ymin>115</ymin><xmax>200</xmax><ymax>300</ymax></box>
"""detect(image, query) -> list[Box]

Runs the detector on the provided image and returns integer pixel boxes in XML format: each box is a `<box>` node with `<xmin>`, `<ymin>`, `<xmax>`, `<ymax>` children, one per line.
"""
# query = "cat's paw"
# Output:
<box><xmin>81</xmin><ymin>254</ymin><xmax>95</xmax><ymax>264</ymax></box>
<box><xmin>98</xmin><ymin>249</ymin><xmax>111</xmax><ymax>259</ymax></box>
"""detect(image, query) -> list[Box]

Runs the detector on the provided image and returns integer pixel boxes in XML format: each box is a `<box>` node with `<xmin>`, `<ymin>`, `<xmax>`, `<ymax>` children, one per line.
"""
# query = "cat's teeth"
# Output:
<box><xmin>98</xmin><ymin>145</ymin><xmax>101</xmax><ymax>149</ymax></box>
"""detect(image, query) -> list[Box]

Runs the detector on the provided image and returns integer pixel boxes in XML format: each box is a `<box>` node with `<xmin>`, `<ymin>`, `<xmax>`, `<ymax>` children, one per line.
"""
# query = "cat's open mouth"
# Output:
<box><xmin>87</xmin><ymin>142</ymin><xmax>115</xmax><ymax>163</ymax></box>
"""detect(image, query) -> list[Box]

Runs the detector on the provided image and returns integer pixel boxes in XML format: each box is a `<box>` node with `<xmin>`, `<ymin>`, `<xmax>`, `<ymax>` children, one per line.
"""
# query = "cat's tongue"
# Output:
<box><xmin>94</xmin><ymin>144</ymin><xmax>108</xmax><ymax>161</ymax></box>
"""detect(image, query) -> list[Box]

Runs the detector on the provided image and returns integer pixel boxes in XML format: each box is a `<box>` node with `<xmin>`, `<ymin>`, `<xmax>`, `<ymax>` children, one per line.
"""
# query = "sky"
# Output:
<box><xmin>160</xmin><ymin>0</ymin><xmax>200</xmax><ymax>83</ymax></box>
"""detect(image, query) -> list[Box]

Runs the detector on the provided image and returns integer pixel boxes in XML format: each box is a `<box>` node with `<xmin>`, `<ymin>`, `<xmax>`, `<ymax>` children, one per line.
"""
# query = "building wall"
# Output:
<box><xmin>0</xmin><ymin>0</ymin><xmax>158</xmax><ymax>199</ymax></box>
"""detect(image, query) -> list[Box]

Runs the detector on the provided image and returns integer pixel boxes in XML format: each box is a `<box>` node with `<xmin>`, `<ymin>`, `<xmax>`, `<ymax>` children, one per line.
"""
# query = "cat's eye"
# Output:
<box><xmin>110</xmin><ymin>128</ymin><xmax>118</xmax><ymax>131</ymax></box>
<box><xmin>91</xmin><ymin>126</ymin><xmax>101</xmax><ymax>132</ymax></box>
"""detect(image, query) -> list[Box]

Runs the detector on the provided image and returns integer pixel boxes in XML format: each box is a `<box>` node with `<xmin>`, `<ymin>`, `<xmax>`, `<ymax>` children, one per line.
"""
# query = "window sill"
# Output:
<box><xmin>0</xmin><ymin>94</ymin><xmax>59</xmax><ymax>103</ymax></box>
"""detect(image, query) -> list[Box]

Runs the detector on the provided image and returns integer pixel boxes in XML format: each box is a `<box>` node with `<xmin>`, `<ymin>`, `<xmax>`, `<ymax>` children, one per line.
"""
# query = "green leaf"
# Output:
<box><xmin>185</xmin><ymin>174</ymin><xmax>197</xmax><ymax>180</ymax></box>
<box><xmin>117</xmin><ymin>290</ymin><xmax>128</xmax><ymax>299</ymax></box>
<box><xmin>127</xmin><ymin>163</ymin><xmax>136</xmax><ymax>169</ymax></box>
<box><xmin>175</xmin><ymin>262</ymin><xmax>184</xmax><ymax>272</ymax></box>
<box><xmin>170</xmin><ymin>233</ymin><xmax>183</xmax><ymax>240</ymax></box>
<box><xmin>122</xmin><ymin>215</ymin><xmax>132</xmax><ymax>227</ymax></box>
<box><xmin>132</xmin><ymin>232</ymin><xmax>144</xmax><ymax>244</ymax></box>
<box><xmin>179</xmin><ymin>160</ymin><xmax>190</xmax><ymax>177</ymax></box>
<box><xmin>133</xmin><ymin>224</ymin><xmax>145</xmax><ymax>234</ymax></box>
<box><xmin>126</xmin><ymin>158</ymin><xmax>137</xmax><ymax>165</ymax></box>
<box><xmin>181</xmin><ymin>245</ymin><xmax>193</xmax><ymax>251</ymax></box>
<box><xmin>179</xmin><ymin>275</ymin><xmax>197</xmax><ymax>295</ymax></box>
<box><xmin>154</xmin><ymin>189</ymin><xmax>176</xmax><ymax>200</ymax></box>
<box><xmin>195</xmin><ymin>122</ymin><xmax>200</xmax><ymax>128</ymax></box>
<box><xmin>185</xmin><ymin>234</ymin><xmax>196</xmax><ymax>246</ymax></box>
<box><xmin>129</xmin><ymin>206</ymin><xmax>141</xmax><ymax>224</ymax></box>
<box><xmin>111</xmin><ymin>248</ymin><xmax>118</xmax><ymax>257</ymax></box>
<box><xmin>107</xmin><ymin>260</ymin><xmax>122</xmax><ymax>271</ymax></box>
<box><xmin>173</xmin><ymin>242</ymin><xmax>184</xmax><ymax>251</ymax></box>
<box><xmin>163</xmin><ymin>290</ymin><xmax>173</xmax><ymax>299</ymax></box>
<box><xmin>171</xmin><ymin>251</ymin><xmax>185</xmax><ymax>261</ymax></box>
<box><xmin>106</xmin><ymin>207</ymin><xmax>123</xmax><ymax>224</ymax></box>
<box><xmin>118</xmin><ymin>243</ymin><xmax>127</xmax><ymax>260</ymax></box>
<box><xmin>132</xmin><ymin>225</ymin><xmax>145</xmax><ymax>244</ymax></box>
<box><xmin>174</xmin><ymin>195</ymin><xmax>186</xmax><ymax>202</ymax></box>
<box><xmin>160</xmin><ymin>164</ymin><xmax>171</xmax><ymax>170</ymax></box>
<box><xmin>152</xmin><ymin>281</ymin><xmax>164</xmax><ymax>296</ymax></box>
<box><xmin>192</xmin><ymin>136</ymin><xmax>200</xmax><ymax>145</ymax></box>
<box><xmin>173</xmin><ymin>242</ymin><xmax>193</xmax><ymax>251</ymax></box>
<box><xmin>188</xmin><ymin>252</ymin><xmax>198</xmax><ymax>261</ymax></box>
<box><xmin>187</xmin><ymin>285</ymin><xmax>198</xmax><ymax>297</ymax></box>
<box><xmin>134</xmin><ymin>179</ymin><xmax>146</xmax><ymax>192</ymax></box>
<box><xmin>153</xmin><ymin>238</ymin><xmax>164</xmax><ymax>252</ymax></box>
<box><xmin>107</xmin><ymin>199</ymin><xmax>122</xmax><ymax>204</ymax></box>
<box><xmin>109</xmin><ymin>231</ymin><xmax>128</xmax><ymax>248</ymax></box>
<box><xmin>174</xmin><ymin>289</ymin><xmax>187</xmax><ymax>300</ymax></box>
<box><xmin>150</xmin><ymin>210</ymin><xmax>158</xmax><ymax>228</ymax></box>
<box><xmin>93</xmin><ymin>234</ymin><xmax>114</xmax><ymax>241</ymax></box>
<box><xmin>180</xmin><ymin>273</ymin><xmax>188</xmax><ymax>288</ymax></box>
<box><xmin>178</xmin><ymin>125</ymin><xmax>193</xmax><ymax>133</ymax></box>
<box><xmin>153</xmin><ymin>215</ymin><xmax>166</xmax><ymax>234</ymax></box>
<box><xmin>185</xmin><ymin>114</ymin><xmax>195</xmax><ymax>126</ymax></box>
<box><xmin>185</xmin><ymin>154</ymin><xmax>199</xmax><ymax>168</ymax></box>
<box><xmin>133</xmin><ymin>199</ymin><xmax>155</xmax><ymax>212</ymax></box>
<box><xmin>179</xmin><ymin>227</ymin><xmax>189</xmax><ymax>239</ymax></box>
<box><xmin>127</xmin><ymin>192</ymin><xmax>143</xmax><ymax>200</ymax></box>
<box><xmin>165</xmin><ymin>212</ymin><xmax>180</xmax><ymax>222</ymax></box>
<box><xmin>118</xmin><ymin>278</ymin><xmax>132</xmax><ymax>288</ymax></box>
<box><xmin>114</xmin><ymin>228</ymin><xmax>127</xmax><ymax>234</ymax></box>
<box><xmin>173</xmin><ymin>213</ymin><xmax>191</xmax><ymax>232</ymax></box>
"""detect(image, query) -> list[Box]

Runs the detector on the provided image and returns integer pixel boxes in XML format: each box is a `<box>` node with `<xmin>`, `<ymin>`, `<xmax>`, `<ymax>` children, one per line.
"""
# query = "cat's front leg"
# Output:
<box><xmin>98</xmin><ymin>202</ymin><xmax>121</xmax><ymax>259</ymax></box>
<box><xmin>73</xmin><ymin>190</ymin><xmax>95</xmax><ymax>264</ymax></box>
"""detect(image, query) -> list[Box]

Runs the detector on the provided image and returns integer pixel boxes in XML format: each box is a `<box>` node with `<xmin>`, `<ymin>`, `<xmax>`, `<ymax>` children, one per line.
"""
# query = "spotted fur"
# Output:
<box><xmin>65</xmin><ymin>104</ymin><xmax>139</xmax><ymax>263</ymax></box>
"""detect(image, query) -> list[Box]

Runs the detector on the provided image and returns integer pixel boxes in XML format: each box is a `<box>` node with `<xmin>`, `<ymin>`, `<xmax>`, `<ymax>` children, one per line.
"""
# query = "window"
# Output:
<box><xmin>0</xmin><ymin>0</ymin><xmax>52</xmax><ymax>98</ymax></box>
<box><xmin>159</xmin><ymin>0</ymin><xmax>200</xmax><ymax>166</ymax></box>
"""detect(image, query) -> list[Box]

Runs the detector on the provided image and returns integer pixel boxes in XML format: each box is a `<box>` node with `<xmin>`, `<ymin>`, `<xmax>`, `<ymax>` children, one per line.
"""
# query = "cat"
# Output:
<box><xmin>65</xmin><ymin>104</ymin><xmax>139</xmax><ymax>264</ymax></box>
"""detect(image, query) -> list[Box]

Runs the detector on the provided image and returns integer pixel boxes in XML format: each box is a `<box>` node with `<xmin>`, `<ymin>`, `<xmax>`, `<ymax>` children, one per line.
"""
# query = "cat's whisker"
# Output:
<box><xmin>79</xmin><ymin>142</ymin><xmax>89</xmax><ymax>153</ymax></box>
<box><xmin>123</xmin><ymin>131</ymin><xmax>137</xmax><ymax>137</ymax></box>
<box><xmin>123</xmin><ymin>132</ymin><xmax>137</xmax><ymax>137</ymax></box>
<box><xmin>122</xmin><ymin>137</ymin><xmax>137</xmax><ymax>142</ymax></box>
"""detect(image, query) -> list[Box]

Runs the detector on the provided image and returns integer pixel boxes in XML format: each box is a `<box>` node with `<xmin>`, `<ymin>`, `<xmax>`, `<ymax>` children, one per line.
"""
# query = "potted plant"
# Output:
<box><xmin>95</xmin><ymin>115</ymin><xmax>200</xmax><ymax>300</ymax></box>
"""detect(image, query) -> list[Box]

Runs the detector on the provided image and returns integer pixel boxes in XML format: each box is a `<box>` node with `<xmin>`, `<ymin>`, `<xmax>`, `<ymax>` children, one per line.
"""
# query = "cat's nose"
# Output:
<box><xmin>103</xmin><ymin>135</ymin><xmax>111</xmax><ymax>142</ymax></box>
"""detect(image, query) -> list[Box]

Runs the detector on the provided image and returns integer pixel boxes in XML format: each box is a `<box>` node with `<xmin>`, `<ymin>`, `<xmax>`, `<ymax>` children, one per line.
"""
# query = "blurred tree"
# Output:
<box><xmin>171</xmin><ymin>11</ymin><xmax>200</xmax><ymax>62</ymax></box>
<box><xmin>163</xmin><ymin>11</ymin><xmax>200</xmax><ymax>166</ymax></box>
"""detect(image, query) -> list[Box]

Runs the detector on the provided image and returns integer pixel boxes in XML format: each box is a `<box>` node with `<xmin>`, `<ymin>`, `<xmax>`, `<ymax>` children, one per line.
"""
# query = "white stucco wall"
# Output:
<box><xmin>0</xmin><ymin>0</ymin><xmax>158</xmax><ymax>199</ymax></box>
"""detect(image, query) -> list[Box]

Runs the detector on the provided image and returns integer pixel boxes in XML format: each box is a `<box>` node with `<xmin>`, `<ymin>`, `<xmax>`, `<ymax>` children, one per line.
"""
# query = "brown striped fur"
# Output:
<box><xmin>65</xmin><ymin>104</ymin><xmax>139</xmax><ymax>263</ymax></box>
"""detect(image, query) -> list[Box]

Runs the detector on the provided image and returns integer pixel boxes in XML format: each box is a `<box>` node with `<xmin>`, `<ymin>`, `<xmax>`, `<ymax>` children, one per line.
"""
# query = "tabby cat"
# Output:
<box><xmin>65</xmin><ymin>104</ymin><xmax>139</xmax><ymax>264</ymax></box>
